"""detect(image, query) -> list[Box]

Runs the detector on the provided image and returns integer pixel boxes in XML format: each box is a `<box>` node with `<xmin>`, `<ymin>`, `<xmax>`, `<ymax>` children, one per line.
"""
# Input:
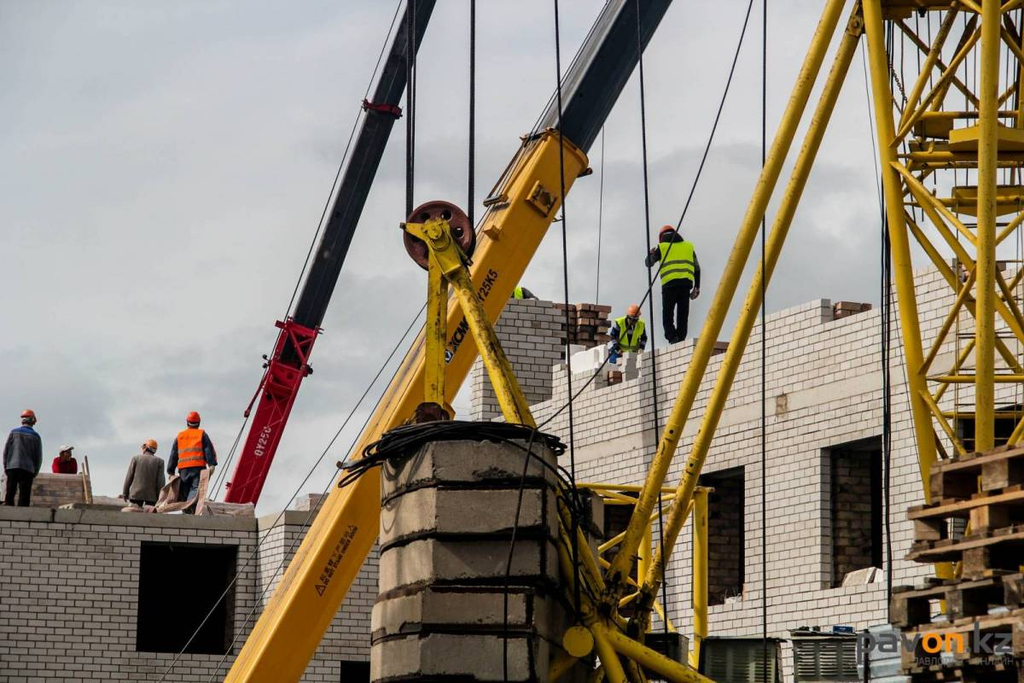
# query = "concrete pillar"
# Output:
<box><xmin>371</xmin><ymin>437</ymin><xmax>569</xmax><ymax>681</ymax></box>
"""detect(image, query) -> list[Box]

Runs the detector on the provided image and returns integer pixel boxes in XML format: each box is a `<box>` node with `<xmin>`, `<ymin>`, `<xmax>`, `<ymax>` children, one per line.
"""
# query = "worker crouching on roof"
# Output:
<box><xmin>167</xmin><ymin>411</ymin><xmax>217</xmax><ymax>506</ymax></box>
<box><xmin>123</xmin><ymin>439</ymin><xmax>166</xmax><ymax>507</ymax></box>
<box><xmin>4</xmin><ymin>410</ymin><xmax>42</xmax><ymax>507</ymax></box>
<box><xmin>607</xmin><ymin>304</ymin><xmax>647</xmax><ymax>364</ymax></box>
<box><xmin>645</xmin><ymin>225</ymin><xmax>700</xmax><ymax>343</ymax></box>
<box><xmin>52</xmin><ymin>445</ymin><xmax>78</xmax><ymax>474</ymax></box>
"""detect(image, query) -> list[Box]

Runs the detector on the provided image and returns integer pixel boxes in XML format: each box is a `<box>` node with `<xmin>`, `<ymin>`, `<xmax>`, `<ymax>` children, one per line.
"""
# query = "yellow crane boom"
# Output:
<box><xmin>225</xmin><ymin>1</ymin><xmax>675</xmax><ymax>678</ymax></box>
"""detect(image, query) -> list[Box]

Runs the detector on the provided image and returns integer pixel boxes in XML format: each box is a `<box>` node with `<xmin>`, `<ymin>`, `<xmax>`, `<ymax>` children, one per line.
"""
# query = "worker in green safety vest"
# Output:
<box><xmin>512</xmin><ymin>285</ymin><xmax>537</xmax><ymax>300</ymax></box>
<box><xmin>645</xmin><ymin>225</ymin><xmax>700</xmax><ymax>343</ymax></box>
<box><xmin>607</xmin><ymin>304</ymin><xmax>647</xmax><ymax>364</ymax></box>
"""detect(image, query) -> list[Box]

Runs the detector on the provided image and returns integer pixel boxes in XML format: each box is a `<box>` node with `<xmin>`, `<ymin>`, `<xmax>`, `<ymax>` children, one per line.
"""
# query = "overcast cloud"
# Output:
<box><xmin>1</xmin><ymin>0</ymin><xmax>887</xmax><ymax>513</ymax></box>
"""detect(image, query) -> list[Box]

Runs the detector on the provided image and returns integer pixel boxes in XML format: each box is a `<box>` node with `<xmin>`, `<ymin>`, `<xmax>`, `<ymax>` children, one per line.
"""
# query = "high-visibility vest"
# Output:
<box><xmin>658</xmin><ymin>240</ymin><xmax>696</xmax><ymax>286</ymax></box>
<box><xmin>615</xmin><ymin>316</ymin><xmax>645</xmax><ymax>352</ymax></box>
<box><xmin>513</xmin><ymin>286</ymin><xmax>525</xmax><ymax>299</ymax></box>
<box><xmin>176</xmin><ymin>428</ymin><xmax>206</xmax><ymax>470</ymax></box>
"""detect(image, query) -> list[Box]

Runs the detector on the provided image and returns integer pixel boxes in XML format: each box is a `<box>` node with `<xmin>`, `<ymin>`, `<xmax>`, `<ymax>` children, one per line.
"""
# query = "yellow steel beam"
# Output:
<box><xmin>931</xmin><ymin>374</ymin><xmax>1024</xmax><ymax>382</ymax></box>
<box><xmin>976</xmin><ymin>0</ymin><xmax>1002</xmax><ymax>452</ymax></box>
<box><xmin>903</xmin><ymin>213</ymin><xmax>1024</xmax><ymax>365</ymax></box>
<box><xmin>864</xmin><ymin>0</ymin><xmax>941</xmax><ymax>503</ymax></box>
<box><xmin>919</xmin><ymin>388</ymin><xmax>970</xmax><ymax>458</ymax></box>
<box><xmin>898</xmin><ymin>17</ymin><xmax>979</xmax><ymax>109</ymax></box>
<box><xmin>895</xmin><ymin>21</ymin><xmax>981</xmax><ymax>143</ymax></box>
<box><xmin>225</xmin><ymin>130</ymin><xmax>587</xmax><ymax>682</ymax></box>
<box><xmin>920</xmin><ymin>269</ymin><xmax>976</xmax><ymax>373</ymax></box>
<box><xmin>424</xmin><ymin>256</ymin><xmax>447</xmax><ymax>408</ymax></box>
<box><xmin>896</xmin><ymin>165</ymin><xmax>978</xmax><ymax>246</ymax></box>
<box><xmin>448</xmin><ymin>263</ymin><xmax>535</xmax><ymax>426</ymax></box>
<box><xmin>898</xmin><ymin>8</ymin><xmax>959</xmax><ymax>134</ymax></box>
<box><xmin>597</xmin><ymin>623</ymin><xmax>712</xmax><ymax>683</ymax></box>
<box><xmin>634</xmin><ymin>6</ymin><xmax>862</xmax><ymax>624</ymax></box>
<box><xmin>934</xmin><ymin>340</ymin><xmax>976</xmax><ymax>403</ymax></box>
<box><xmin>996</xmin><ymin>208</ymin><xmax>1024</xmax><ymax>244</ymax></box>
<box><xmin>690</xmin><ymin>487</ymin><xmax>709</xmax><ymax>669</ymax></box>
<box><xmin>601</xmin><ymin>0</ymin><xmax>849</xmax><ymax>605</ymax></box>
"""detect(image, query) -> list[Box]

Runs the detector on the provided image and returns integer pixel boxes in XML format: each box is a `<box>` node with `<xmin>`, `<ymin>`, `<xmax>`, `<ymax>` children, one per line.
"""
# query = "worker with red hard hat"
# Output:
<box><xmin>645</xmin><ymin>224</ymin><xmax>700</xmax><ymax>343</ymax></box>
<box><xmin>167</xmin><ymin>411</ymin><xmax>217</xmax><ymax>506</ymax></box>
<box><xmin>607</xmin><ymin>303</ymin><xmax>647</xmax><ymax>364</ymax></box>
<box><xmin>4</xmin><ymin>410</ymin><xmax>43</xmax><ymax>507</ymax></box>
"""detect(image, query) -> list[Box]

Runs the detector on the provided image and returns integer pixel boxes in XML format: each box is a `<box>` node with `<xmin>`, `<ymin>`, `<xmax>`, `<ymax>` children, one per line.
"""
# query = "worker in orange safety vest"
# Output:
<box><xmin>167</xmin><ymin>411</ymin><xmax>217</xmax><ymax>505</ymax></box>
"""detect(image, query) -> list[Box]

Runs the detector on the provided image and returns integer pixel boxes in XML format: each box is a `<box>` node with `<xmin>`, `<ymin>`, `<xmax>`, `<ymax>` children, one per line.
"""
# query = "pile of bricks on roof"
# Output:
<box><xmin>555</xmin><ymin>303</ymin><xmax>612</xmax><ymax>347</ymax></box>
<box><xmin>832</xmin><ymin>300</ymin><xmax>872</xmax><ymax>320</ymax></box>
<box><xmin>890</xmin><ymin>443</ymin><xmax>1024</xmax><ymax>683</ymax></box>
<box><xmin>2</xmin><ymin>472</ymin><xmax>91</xmax><ymax>508</ymax></box>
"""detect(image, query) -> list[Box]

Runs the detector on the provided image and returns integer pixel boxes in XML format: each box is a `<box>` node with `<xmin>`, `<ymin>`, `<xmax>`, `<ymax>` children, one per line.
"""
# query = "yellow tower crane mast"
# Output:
<box><xmin>606</xmin><ymin>0</ymin><xmax>1024</xmax><ymax>627</ymax></box>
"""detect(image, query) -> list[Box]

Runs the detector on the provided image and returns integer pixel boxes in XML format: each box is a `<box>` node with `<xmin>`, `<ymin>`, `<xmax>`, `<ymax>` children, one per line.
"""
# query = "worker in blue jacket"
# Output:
<box><xmin>4</xmin><ymin>410</ymin><xmax>43</xmax><ymax>507</ymax></box>
<box><xmin>167</xmin><ymin>411</ymin><xmax>217</xmax><ymax>506</ymax></box>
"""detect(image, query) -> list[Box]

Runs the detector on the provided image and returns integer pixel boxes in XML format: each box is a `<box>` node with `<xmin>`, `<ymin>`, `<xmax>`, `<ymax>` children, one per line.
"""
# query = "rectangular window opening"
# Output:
<box><xmin>828</xmin><ymin>438</ymin><xmax>882</xmax><ymax>588</ymax></box>
<box><xmin>137</xmin><ymin>542</ymin><xmax>237</xmax><ymax>654</ymax></box>
<box><xmin>699</xmin><ymin>467</ymin><xmax>745</xmax><ymax>606</ymax></box>
<box><xmin>339</xmin><ymin>660</ymin><xmax>370</xmax><ymax>681</ymax></box>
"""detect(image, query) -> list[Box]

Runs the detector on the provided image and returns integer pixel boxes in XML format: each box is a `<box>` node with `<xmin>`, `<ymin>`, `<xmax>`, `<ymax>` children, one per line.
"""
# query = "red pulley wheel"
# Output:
<box><xmin>403</xmin><ymin>200</ymin><xmax>475</xmax><ymax>270</ymax></box>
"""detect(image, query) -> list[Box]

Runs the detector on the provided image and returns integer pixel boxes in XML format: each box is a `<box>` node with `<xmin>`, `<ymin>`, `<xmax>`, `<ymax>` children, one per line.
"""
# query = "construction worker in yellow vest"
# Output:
<box><xmin>167</xmin><ymin>411</ymin><xmax>217</xmax><ymax>505</ymax></box>
<box><xmin>607</xmin><ymin>304</ymin><xmax>647</xmax><ymax>364</ymax></box>
<box><xmin>645</xmin><ymin>225</ymin><xmax>700</xmax><ymax>343</ymax></box>
<box><xmin>512</xmin><ymin>285</ymin><xmax>537</xmax><ymax>300</ymax></box>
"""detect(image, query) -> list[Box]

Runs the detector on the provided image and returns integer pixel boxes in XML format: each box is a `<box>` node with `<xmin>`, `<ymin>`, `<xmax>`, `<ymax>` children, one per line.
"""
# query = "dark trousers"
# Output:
<box><xmin>4</xmin><ymin>469</ymin><xmax>35</xmax><ymax>507</ymax></box>
<box><xmin>178</xmin><ymin>468</ymin><xmax>203</xmax><ymax>502</ymax></box>
<box><xmin>662</xmin><ymin>280</ymin><xmax>692</xmax><ymax>344</ymax></box>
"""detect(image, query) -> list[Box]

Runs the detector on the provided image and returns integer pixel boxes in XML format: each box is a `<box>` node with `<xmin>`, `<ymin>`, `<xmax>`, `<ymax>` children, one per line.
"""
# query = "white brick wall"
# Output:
<box><xmin>507</xmin><ymin>266</ymin><xmax>994</xmax><ymax>680</ymax></box>
<box><xmin>0</xmin><ymin>507</ymin><xmax>377</xmax><ymax>682</ymax></box>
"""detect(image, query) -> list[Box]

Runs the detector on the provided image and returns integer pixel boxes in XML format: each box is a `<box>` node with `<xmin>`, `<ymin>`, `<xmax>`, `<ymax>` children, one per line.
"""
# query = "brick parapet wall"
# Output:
<box><xmin>0</xmin><ymin>506</ymin><xmax>376</xmax><ymax>682</ymax></box>
<box><xmin>0</xmin><ymin>472</ymin><xmax>91</xmax><ymax>508</ymax></box>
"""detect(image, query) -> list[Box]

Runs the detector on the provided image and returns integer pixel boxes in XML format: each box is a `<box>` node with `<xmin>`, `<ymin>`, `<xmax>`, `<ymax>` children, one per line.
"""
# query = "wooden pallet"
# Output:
<box><xmin>891</xmin><ymin>574</ymin><xmax>1024</xmax><ymax>628</ymax></box>
<box><xmin>910</xmin><ymin>486</ymin><xmax>1024</xmax><ymax>541</ymax></box>
<box><xmin>907</xmin><ymin>525</ymin><xmax>1024</xmax><ymax>578</ymax></box>
<box><xmin>900</xmin><ymin>609</ymin><xmax>1024</xmax><ymax>670</ymax></box>
<box><xmin>931</xmin><ymin>445</ymin><xmax>1024</xmax><ymax>501</ymax></box>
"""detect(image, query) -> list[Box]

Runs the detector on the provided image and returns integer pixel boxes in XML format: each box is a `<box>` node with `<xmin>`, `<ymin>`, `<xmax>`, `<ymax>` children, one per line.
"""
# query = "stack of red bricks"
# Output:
<box><xmin>832</xmin><ymin>301</ymin><xmax>872</xmax><ymax>320</ymax></box>
<box><xmin>890</xmin><ymin>444</ymin><xmax>1024</xmax><ymax>683</ymax></box>
<box><xmin>555</xmin><ymin>303</ymin><xmax>611</xmax><ymax>347</ymax></box>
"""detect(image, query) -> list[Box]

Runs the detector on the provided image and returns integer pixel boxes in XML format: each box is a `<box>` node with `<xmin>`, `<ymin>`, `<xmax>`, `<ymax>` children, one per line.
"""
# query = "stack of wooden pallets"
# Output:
<box><xmin>890</xmin><ymin>444</ymin><xmax>1024</xmax><ymax>683</ymax></box>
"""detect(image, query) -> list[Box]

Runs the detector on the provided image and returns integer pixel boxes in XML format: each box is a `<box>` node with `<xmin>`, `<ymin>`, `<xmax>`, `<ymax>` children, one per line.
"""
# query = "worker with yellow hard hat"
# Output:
<box><xmin>645</xmin><ymin>224</ymin><xmax>700</xmax><ymax>343</ymax></box>
<box><xmin>607</xmin><ymin>303</ymin><xmax>647</xmax><ymax>364</ymax></box>
<box><xmin>167</xmin><ymin>411</ymin><xmax>217</xmax><ymax>506</ymax></box>
<box><xmin>122</xmin><ymin>439</ymin><xmax>166</xmax><ymax>507</ymax></box>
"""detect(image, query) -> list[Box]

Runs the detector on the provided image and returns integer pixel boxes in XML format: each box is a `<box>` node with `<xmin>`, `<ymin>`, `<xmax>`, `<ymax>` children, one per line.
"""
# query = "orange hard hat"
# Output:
<box><xmin>143</xmin><ymin>439</ymin><xmax>158</xmax><ymax>453</ymax></box>
<box><xmin>659</xmin><ymin>225</ymin><xmax>676</xmax><ymax>236</ymax></box>
<box><xmin>626</xmin><ymin>304</ymin><xmax>641</xmax><ymax>318</ymax></box>
<box><xmin>186</xmin><ymin>411</ymin><xmax>201</xmax><ymax>425</ymax></box>
<box><xmin>21</xmin><ymin>409</ymin><xmax>36</xmax><ymax>421</ymax></box>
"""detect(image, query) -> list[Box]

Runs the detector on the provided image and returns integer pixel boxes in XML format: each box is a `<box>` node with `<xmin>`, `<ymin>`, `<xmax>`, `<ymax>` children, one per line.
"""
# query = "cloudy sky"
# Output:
<box><xmin>1</xmin><ymin>0</ymin><xmax>887</xmax><ymax>513</ymax></box>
